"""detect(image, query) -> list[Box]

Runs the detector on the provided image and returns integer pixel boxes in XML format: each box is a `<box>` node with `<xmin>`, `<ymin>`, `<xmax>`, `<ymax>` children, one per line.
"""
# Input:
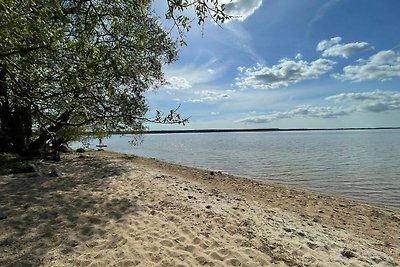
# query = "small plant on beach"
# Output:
<box><xmin>76</xmin><ymin>148</ymin><xmax>85</xmax><ymax>153</ymax></box>
<box><xmin>0</xmin><ymin>152</ymin><xmax>36</xmax><ymax>174</ymax></box>
<box><xmin>0</xmin><ymin>152</ymin><xmax>18</xmax><ymax>166</ymax></box>
<box><xmin>0</xmin><ymin>0</ymin><xmax>229</xmax><ymax>156</ymax></box>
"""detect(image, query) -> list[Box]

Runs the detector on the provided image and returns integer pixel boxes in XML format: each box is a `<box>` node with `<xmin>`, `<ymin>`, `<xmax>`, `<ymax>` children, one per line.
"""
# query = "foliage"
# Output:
<box><xmin>165</xmin><ymin>0</ymin><xmax>231</xmax><ymax>44</ymax></box>
<box><xmin>0</xmin><ymin>0</ymin><xmax>228</xmax><ymax>155</ymax></box>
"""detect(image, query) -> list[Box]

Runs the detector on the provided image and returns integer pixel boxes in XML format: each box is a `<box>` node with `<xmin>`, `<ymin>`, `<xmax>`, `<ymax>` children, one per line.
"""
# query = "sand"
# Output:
<box><xmin>0</xmin><ymin>151</ymin><xmax>399</xmax><ymax>266</ymax></box>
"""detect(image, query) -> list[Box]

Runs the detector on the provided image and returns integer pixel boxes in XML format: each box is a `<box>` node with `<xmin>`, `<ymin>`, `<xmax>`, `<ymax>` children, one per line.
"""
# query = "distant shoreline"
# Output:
<box><xmin>111</xmin><ymin>126</ymin><xmax>400</xmax><ymax>135</ymax></box>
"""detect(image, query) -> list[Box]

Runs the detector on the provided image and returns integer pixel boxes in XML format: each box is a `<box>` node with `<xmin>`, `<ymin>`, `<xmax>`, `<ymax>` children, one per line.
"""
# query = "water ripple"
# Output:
<box><xmin>82</xmin><ymin>130</ymin><xmax>400</xmax><ymax>210</ymax></box>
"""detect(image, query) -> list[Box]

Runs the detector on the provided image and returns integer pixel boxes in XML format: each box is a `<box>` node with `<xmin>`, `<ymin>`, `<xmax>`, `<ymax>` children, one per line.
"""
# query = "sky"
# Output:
<box><xmin>148</xmin><ymin>0</ymin><xmax>400</xmax><ymax>130</ymax></box>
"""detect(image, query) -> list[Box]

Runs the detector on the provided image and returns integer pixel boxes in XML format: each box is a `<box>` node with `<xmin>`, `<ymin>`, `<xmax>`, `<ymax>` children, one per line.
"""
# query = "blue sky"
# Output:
<box><xmin>148</xmin><ymin>0</ymin><xmax>400</xmax><ymax>130</ymax></box>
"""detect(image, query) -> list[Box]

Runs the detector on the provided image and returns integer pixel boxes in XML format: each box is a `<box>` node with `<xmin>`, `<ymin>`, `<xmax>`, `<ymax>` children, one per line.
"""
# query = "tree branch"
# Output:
<box><xmin>0</xmin><ymin>44</ymin><xmax>52</xmax><ymax>58</ymax></box>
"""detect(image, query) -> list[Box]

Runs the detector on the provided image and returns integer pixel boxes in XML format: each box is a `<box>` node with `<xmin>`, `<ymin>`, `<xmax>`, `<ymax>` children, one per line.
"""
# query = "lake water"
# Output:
<box><xmin>81</xmin><ymin>130</ymin><xmax>400</xmax><ymax>210</ymax></box>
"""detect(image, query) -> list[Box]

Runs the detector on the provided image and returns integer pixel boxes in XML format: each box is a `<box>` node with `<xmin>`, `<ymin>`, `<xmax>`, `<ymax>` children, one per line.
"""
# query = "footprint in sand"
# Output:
<box><xmin>218</xmin><ymin>248</ymin><xmax>233</xmax><ymax>256</ymax></box>
<box><xmin>160</xmin><ymin>239</ymin><xmax>175</xmax><ymax>247</ymax></box>
<box><xmin>226</xmin><ymin>258</ymin><xmax>241</xmax><ymax>266</ymax></box>
<box><xmin>193</xmin><ymin>237</ymin><xmax>202</xmax><ymax>245</ymax></box>
<box><xmin>196</xmin><ymin>256</ymin><xmax>214</xmax><ymax>266</ymax></box>
<box><xmin>114</xmin><ymin>259</ymin><xmax>141</xmax><ymax>266</ymax></box>
<box><xmin>183</xmin><ymin>245</ymin><xmax>195</xmax><ymax>253</ymax></box>
<box><xmin>209</xmin><ymin>251</ymin><xmax>224</xmax><ymax>261</ymax></box>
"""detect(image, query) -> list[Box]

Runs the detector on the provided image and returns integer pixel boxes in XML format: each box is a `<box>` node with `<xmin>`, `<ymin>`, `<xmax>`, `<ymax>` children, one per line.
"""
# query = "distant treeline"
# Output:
<box><xmin>99</xmin><ymin>127</ymin><xmax>400</xmax><ymax>135</ymax></box>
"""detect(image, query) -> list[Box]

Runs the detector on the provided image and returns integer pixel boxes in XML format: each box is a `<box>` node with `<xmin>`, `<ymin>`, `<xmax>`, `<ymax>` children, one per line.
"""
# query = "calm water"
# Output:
<box><xmin>82</xmin><ymin>130</ymin><xmax>400</xmax><ymax>210</ymax></box>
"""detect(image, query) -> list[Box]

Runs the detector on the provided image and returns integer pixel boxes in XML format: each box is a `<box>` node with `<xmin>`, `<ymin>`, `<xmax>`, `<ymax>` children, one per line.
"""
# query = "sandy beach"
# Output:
<box><xmin>0</xmin><ymin>151</ymin><xmax>399</xmax><ymax>266</ymax></box>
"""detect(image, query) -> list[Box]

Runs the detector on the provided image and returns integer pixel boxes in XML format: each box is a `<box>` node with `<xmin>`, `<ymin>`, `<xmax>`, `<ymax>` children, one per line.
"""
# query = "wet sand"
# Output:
<box><xmin>0</xmin><ymin>151</ymin><xmax>399</xmax><ymax>266</ymax></box>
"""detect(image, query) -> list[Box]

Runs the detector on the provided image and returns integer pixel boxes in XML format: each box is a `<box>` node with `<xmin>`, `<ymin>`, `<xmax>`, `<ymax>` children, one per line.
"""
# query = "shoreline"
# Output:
<box><xmin>132</xmin><ymin>153</ymin><xmax>400</xmax><ymax>247</ymax></box>
<box><xmin>1</xmin><ymin>151</ymin><xmax>399</xmax><ymax>266</ymax></box>
<box><xmin>140</xmin><ymin>155</ymin><xmax>400</xmax><ymax>213</ymax></box>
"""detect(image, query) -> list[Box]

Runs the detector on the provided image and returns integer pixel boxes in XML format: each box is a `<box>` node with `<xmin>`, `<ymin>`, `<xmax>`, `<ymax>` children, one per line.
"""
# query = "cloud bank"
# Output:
<box><xmin>240</xmin><ymin>90</ymin><xmax>400</xmax><ymax>123</ymax></box>
<box><xmin>326</xmin><ymin>90</ymin><xmax>400</xmax><ymax>112</ymax></box>
<box><xmin>333</xmin><ymin>50</ymin><xmax>400</xmax><ymax>81</ymax></box>
<box><xmin>317</xmin><ymin>37</ymin><xmax>372</xmax><ymax>58</ymax></box>
<box><xmin>240</xmin><ymin>105</ymin><xmax>348</xmax><ymax>123</ymax></box>
<box><xmin>236</xmin><ymin>58</ymin><xmax>335</xmax><ymax>89</ymax></box>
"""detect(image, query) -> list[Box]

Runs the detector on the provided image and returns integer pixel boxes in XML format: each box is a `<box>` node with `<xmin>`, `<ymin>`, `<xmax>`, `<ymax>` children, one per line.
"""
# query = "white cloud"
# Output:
<box><xmin>236</xmin><ymin>58</ymin><xmax>335</xmax><ymax>89</ymax></box>
<box><xmin>239</xmin><ymin>105</ymin><xmax>349</xmax><ymax>123</ymax></box>
<box><xmin>317</xmin><ymin>37</ymin><xmax>342</xmax><ymax>51</ymax></box>
<box><xmin>221</xmin><ymin>0</ymin><xmax>263</xmax><ymax>21</ymax></box>
<box><xmin>317</xmin><ymin>37</ymin><xmax>372</xmax><ymax>58</ymax></box>
<box><xmin>160</xmin><ymin>57</ymin><xmax>226</xmax><ymax>95</ymax></box>
<box><xmin>333</xmin><ymin>50</ymin><xmax>400</xmax><ymax>81</ymax></box>
<box><xmin>165</xmin><ymin>76</ymin><xmax>192</xmax><ymax>90</ymax></box>
<box><xmin>326</xmin><ymin>90</ymin><xmax>400</xmax><ymax>112</ymax></box>
<box><xmin>295</xmin><ymin>53</ymin><xmax>303</xmax><ymax>60</ymax></box>
<box><xmin>240</xmin><ymin>90</ymin><xmax>400</xmax><ymax>123</ymax></box>
<box><xmin>186</xmin><ymin>90</ymin><xmax>230</xmax><ymax>103</ymax></box>
<box><xmin>163</xmin><ymin>57</ymin><xmax>223</xmax><ymax>88</ymax></box>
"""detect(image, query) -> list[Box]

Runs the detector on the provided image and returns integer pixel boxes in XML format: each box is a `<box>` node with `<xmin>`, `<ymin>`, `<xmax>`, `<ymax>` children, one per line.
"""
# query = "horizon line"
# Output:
<box><xmin>111</xmin><ymin>126</ymin><xmax>400</xmax><ymax>135</ymax></box>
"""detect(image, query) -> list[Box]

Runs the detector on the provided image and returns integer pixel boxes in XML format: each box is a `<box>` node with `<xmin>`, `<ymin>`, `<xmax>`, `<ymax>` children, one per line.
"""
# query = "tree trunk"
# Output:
<box><xmin>9</xmin><ymin>105</ymin><xmax>32</xmax><ymax>155</ymax></box>
<box><xmin>0</xmin><ymin>104</ymin><xmax>32</xmax><ymax>155</ymax></box>
<box><xmin>28</xmin><ymin>111</ymin><xmax>70</xmax><ymax>153</ymax></box>
<box><xmin>0</xmin><ymin>64</ymin><xmax>33</xmax><ymax>155</ymax></box>
<box><xmin>0</xmin><ymin>64</ymin><xmax>8</xmax><ymax>131</ymax></box>
<box><xmin>0</xmin><ymin>64</ymin><xmax>12</xmax><ymax>152</ymax></box>
<box><xmin>1</xmin><ymin>63</ymin><xmax>71</xmax><ymax>155</ymax></box>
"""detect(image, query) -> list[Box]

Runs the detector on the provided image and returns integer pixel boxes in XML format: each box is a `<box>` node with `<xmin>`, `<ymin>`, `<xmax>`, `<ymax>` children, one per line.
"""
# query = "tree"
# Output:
<box><xmin>0</xmin><ymin>0</ymin><xmax>228</xmax><ymax>155</ymax></box>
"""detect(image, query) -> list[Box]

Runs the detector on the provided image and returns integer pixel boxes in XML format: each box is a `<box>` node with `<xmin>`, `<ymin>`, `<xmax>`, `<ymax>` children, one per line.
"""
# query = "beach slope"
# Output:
<box><xmin>0</xmin><ymin>151</ymin><xmax>399</xmax><ymax>266</ymax></box>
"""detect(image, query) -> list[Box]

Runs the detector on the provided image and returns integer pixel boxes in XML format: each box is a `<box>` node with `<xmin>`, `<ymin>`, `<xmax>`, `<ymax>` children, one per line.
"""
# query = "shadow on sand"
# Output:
<box><xmin>0</xmin><ymin>153</ymin><xmax>137</xmax><ymax>266</ymax></box>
